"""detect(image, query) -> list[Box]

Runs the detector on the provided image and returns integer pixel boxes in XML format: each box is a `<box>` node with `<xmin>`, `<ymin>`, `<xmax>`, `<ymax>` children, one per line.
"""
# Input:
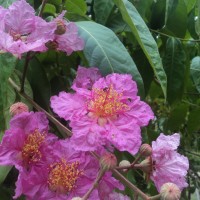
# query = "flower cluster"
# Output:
<box><xmin>0</xmin><ymin>0</ymin><xmax>84</xmax><ymax>58</ymax></box>
<box><xmin>51</xmin><ymin>66</ymin><xmax>154</xmax><ymax>154</ymax></box>
<box><xmin>0</xmin><ymin>111</ymin><xmax>127</xmax><ymax>199</ymax></box>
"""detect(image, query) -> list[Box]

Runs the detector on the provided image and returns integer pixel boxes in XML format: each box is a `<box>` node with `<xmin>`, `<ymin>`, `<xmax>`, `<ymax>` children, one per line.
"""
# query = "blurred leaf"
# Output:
<box><xmin>76</xmin><ymin>21</ymin><xmax>145</xmax><ymax>96</ymax></box>
<box><xmin>0</xmin><ymin>0</ymin><xmax>15</xmax><ymax>7</ymax></box>
<box><xmin>47</xmin><ymin>0</ymin><xmax>62</xmax><ymax>7</ymax></box>
<box><xmin>43</xmin><ymin>3</ymin><xmax>56</xmax><ymax>15</ymax></box>
<box><xmin>0</xmin><ymin>54</ymin><xmax>17</xmax><ymax>131</ymax></box>
<box><xmin>191</xmin><ymin>56</ymin><xmax>200</xmax><ymax>93</ymax></box>
<box><xmin>187</xmin><ymin>108</ymin><xmax>200</xmax><ymax>134</ymax></box>
<box><xmin>184</xmin><ymin>0</ymin><xmax>197</xmax><ymax>13</ymax></box>
<box><xmin>113</xmin><ymin>0</ymin><xmax>167</xmax><ymax>99</ymax></box>
<box><xmin>163</xmin><ymin>38</ymin><xmax>186</xmax><ymax>104</ymax></box>
<box><xmin>0</xmin><ymin>166</ymin><xmax>12</xmax><ymax>185</ymax></box>
<box><xmin>65</xmin><ymin>0</ymin><xmax>87</xmax><ymax>16</ymax></box>
<box><xmin>93</xmin><ymin>0</ymin><xmax>114</xmax><ymax>25</ymax></box>
<box><xmin>165</xmin><ymin>0</ymin><xmax>187</xmax><ymax>37</ymax></box>
<box><xmin>166</xmin><ymin>103</ymin><xmax>189</xmax><ymax>131</ymax></box>
<box><xmin>188</xmin><ymin>8</ymin><xmax>199</xmax><ymax>39</ymax></box>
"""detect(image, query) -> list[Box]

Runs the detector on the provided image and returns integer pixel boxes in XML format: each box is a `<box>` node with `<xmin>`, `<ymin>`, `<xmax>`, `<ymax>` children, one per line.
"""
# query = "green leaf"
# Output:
<box><xmin>187</xmin><ymin>108</ymin><xmax>200</xmax><ymax>134</ymax></box>
<box><xmin>166</xmin><ymin>103</ymin><xmax>189</xmax><ymax>131</ymax></box>
<box><xmin>190</xmin><ymin>56</ymin><xmax>200</xmax><ymax>93</ymax></box>
<box><xmin>76</xmin><ymin>21</ymin><xmax>144</xmax><ymax>96</ymax></box>
<box><xmin>93</xmin><ymin>0</ymin><xmax>114</xmax><ymax>25</ymax></box>
<box><xmin>164</xmin><ymin>0</ymin><xmax>187</xmax><ymax>37</ymax></box>
<box><xmin>163</xmin><ymin>38</ymin><xmax>186</xmax><ymax>104</ymax></box>
<box><xmin>0</xmin><ymin>54</ymin><xmax>17</xmax><ymax>131</ymax></box>
<box><xmin>65</xmin><ymin>0</ymin><xmax>87</xmax><ymax>16</ymax></box>
<box><xmin>43</xmin><ymin>3</ymin><xmax>56</xmax><ymax>15</ymax></box>
<box><xmin>113</xmin><ymin>0</ymin><xmax>167</xmax><ymax>98</ymax></box>
<box><xmin>47</xmin><ymin>0</ymin><xmax>62</xmax><ymax>7</ymax></box>
<box><xmin>0</xmin><ymin>166</ymin><xmax>12</xmax><ymax>185</ymax></box>
<box><xmin>0</xmin><ymin>0</ymin><xmax>15</xmax><ymax>7</ymax></box>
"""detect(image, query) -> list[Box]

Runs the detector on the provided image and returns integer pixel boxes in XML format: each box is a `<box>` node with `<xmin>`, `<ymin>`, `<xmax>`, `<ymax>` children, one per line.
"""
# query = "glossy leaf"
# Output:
<box><xmin>65</xmin><ymin>0</ymin><xmax>87</xmax><ymax>16</ymax></box>
<box><xmin>165</xmin><ymin>0</ymin><xmax>187</xmax><ymax>37</ymax></box>
<box><xmin>113</xmin><ymin>0</ymin><xmax>167</xmax><ymax>98</ymax></box>
<box><xmin>43</xmin><ymin>3</ymin><xmax>56</xmax><ymax>15</ymax></box>
<box><xmin>93</xmin><ymin>0</ymin><xmax>114</xmax><ymax>25</ymax></box>
<box><xmin>163</xmin><ymin>38</ymin><xmax>186</xmax><ymax>104</ymax></box>
<box><xmin>190</xmin><ymin>56</ymin><xmax>200</xmax><ymax>93</ymax></box>
<box><xmin>0</xmin><ymin>0</ymin><xmax>15</xmax><ymax>7</ymax></box>
<box><xmin>76</xmin><ymin>21</ymin><xmax>144</xmax><ymax>96</ymax></box>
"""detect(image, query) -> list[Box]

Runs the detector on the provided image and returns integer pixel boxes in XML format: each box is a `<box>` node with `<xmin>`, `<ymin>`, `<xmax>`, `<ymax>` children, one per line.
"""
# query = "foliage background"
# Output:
<box><xmin>0</xmin><ymin>0</ymin><xmax>200</xmax><ymax>199</ymax></box>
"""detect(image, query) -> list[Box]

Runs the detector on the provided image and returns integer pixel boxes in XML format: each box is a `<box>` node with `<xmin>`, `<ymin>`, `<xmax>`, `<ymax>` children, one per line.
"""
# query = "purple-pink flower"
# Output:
<box><xmin>46</xmin><ymin>11</ymin><xmax>84</xmax><ymax>55</ymax></box>
<box><xmin>14</xmin><ymin>140</ymin><xmax>124</xmax><ymax>200</ymax></box>
<box><xmin>0</xmin><ymin>0</ymin><xmax>56</xmax><ymax>57</ymax></box>
<box><xmin>51</xmin><ymin>66</ymin><xmax>154</xmax><ymax>154</ymax></box>
<box><xmin>151</xmin><ymin>133</ymin><xmax>189</xmax><ymax>192</ymax></box>
<box><xmin>0</xmin><ymin>112</ymin><xmax>57</xmax><ymax>171</ymax></box>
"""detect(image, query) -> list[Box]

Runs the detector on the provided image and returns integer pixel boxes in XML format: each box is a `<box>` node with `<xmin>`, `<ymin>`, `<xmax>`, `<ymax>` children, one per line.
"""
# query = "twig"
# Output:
<box><xmin>149</xmin><ymin>28</ymin><xmax>200</xmax><ymax>42</ymax></box>
<box><xmin>82</xmin><ymin>170</ymin><xmax>105</xmax><ymax>200</ymax></box>
<box><xmin>9</xmin><ymin>78</ymin><xmax>72</xmax><ymax>137</ymax></box>
<box><xmin>38</xmin><ymin>0</ymin><xmax>48</xmax><ymax>17</ymax></box>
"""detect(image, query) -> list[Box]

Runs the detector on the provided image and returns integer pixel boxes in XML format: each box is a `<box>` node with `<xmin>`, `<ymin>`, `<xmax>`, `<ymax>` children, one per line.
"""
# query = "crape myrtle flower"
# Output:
<box><xmin>136</xmin><ymin>133</ymin><xmax>189</xmax><ymax>192</ymax></box>
<box><xmin>14</xmin><ymin>140</ymin><xmax>124</xmax><ymax>200</ymax></box>
<box><xmin>0</xmin><ymin>0</ymin><xmax>56</xmax><ymax>57</ymax></box>
<box><xmin>151</xmin><ymin>133</ymin><xmax>189</xmax><ymax>192</ymax></box>
<box><xmin>51</xmin><ymin>66</ymin><xmax>154</xmax><ymax>154</ymax></box>
<box><xmin>0</xmin><ymin>112</ymin><xmax>57</xmax><ymax>171</ymax></box>
<box><xmin>46</xmin><ymin>11</ymin><xmax>84</xmax><ymax>55</ymax></box>
<box><xmin>108</xmin><ymin>192</ymin><xmax>131</xmax><ymax>200</ymax></box>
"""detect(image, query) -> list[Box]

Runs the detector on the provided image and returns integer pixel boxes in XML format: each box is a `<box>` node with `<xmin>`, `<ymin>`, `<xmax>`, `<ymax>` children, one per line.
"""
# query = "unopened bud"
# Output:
<box><xmin>45</xmin><ymin>41</ymin><xmax>58</xmax><ymax>50</ymax></box>
<box><xmin>100</xmin><ymin>152</ymin><xmax>117</xmax><ymax>171</ymax></box>
<box><xmin>55</xmin><ymin>20</ymin><xmax>66</xmax><ymax>35</ymax></box>
<box><xmin>10</xmin><ymin>102</ymin><xmax>29</xmax><ymax>116</ymax></box>
<box><xmin>160</xmin><ymin>183</ymin><xmax>181</xmax><ymax>200</ymax></box>
<box><xmin>139</xmin><ymin>144</ymin><xmax>152</xmax><ymax>157</ymax></box>
<box><xmin>119</xmin><ymin>160</ymin><xmax>130</xmax><ymax>167</ymax></box>
<box><xmin>135</xmin><ymin>156</ymin><xmax>152</xmax><ymax>174</ymax></box>
<box><xmin>71</xmin><ymin>197</ymin><xmax>82</xmax><ymax>200</ymax></box>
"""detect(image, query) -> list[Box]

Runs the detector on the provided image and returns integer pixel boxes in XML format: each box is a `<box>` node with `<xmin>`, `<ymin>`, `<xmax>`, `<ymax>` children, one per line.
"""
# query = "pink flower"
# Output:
<box><xmin>0</xmin><ymin>0</ymin><xmax>56</xmax><ymax>57</ymax></box>
<box><xmin>0</xmin><ymin>112</ymin><xmax>57</xmax><ymax>171</ymax></box>
<box><xmin>108</xmin><ymin>192</ymin><xmax>130</xmax><ymax>200</ymax></box>
<box><xmin>46</xmin><ymin>12</ymin><xmax>84</xmax><ymax>55</ymax></box>
<box><xmin>151</xmin><ymin>133</ymin><xmax>189</xmax><ymax>192</ymax></box>
<box><xmin>51</xmin><ymin>67</ymin><xmax>154</xmax><ymax>154</ymax></box>
<box><xmin>14</xmin><ymin>140</ymin><xmax>123</xmax><ymax>200</ymax></box>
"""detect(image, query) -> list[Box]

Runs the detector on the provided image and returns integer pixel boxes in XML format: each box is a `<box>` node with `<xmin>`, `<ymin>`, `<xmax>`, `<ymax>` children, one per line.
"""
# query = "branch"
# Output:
<box><xmin>9</xmin><ymin>78</ymin><xmax>72</xmax><ymax>137</ymax></box>
<box><xmin>38</xmin><ymin>0</ymin><xmax>48</xmax><ymax>17</ymax></box>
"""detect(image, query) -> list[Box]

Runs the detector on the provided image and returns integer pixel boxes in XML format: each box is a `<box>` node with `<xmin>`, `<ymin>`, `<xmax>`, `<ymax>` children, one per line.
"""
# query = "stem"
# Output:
<box><xmin>38</xmin><ymin>0</ymin><xmax>48</xmax><ymax>17</ymax></box>
<box><xmin>82</xmin><ymin>170</ymin><xmax>105</xmax><ymax>200</ymax></box>
<box><xmin>9</xmin><ymin>78</ymin><xmax>72</xmax><ymax>137</ymax></box>
<box><xmin>149</xmin><ymin>195</ymin><xmax>161</xmax><ymax>200</ymax></box>
<box><xmin>20</xmin><ymin>52</ymin><xmax>31</xmax><ymax>93</ymax></box>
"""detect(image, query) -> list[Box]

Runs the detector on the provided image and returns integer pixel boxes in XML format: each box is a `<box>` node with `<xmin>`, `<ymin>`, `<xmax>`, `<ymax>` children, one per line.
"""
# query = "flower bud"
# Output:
<box><xmin>55</xmin><ymin>20</ymin><xmax>66</xmax><ymax>35</ymax></box>
<box><xmin>160</xmin><ymin>183</ymin><xmax>181</xmax><ymax>200</ymax></box>
<box><xmin>71</xmin><ymin>197</ymin><xmax>82</xmax><ymax>200</ymax></box>
<box><xmin>135</xmin><ymin>156</ymin><xmax>152</xmax><ymax>174</ymax></box>
<box><xmin>10</xmin><ymin>102</ymin><xmax>29</xmax><ymax>116</ymax></box>
<box><xmin>100</xmin><ymin>152</ymin><xmax>117</xmax><ymax>171</ymax></box>
<box><xmin>45</xmin><ymin>41</ymin><xmax>58</xmax><ymax>50</ymax></box>
<box><xmin>139</xmin><ymin>144</ymin><xmax>152</xmax><ymax>157</ymax></box>
<box><xmin>119</xmin><ymin>160</ymin><xmax>131</xmax><ymax>167</ymax></box>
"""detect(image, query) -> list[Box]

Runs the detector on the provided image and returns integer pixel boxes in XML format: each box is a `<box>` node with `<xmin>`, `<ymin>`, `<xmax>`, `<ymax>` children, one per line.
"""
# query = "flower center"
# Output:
<box><xmin>48</xmin><ymin>160</ymin><xmax>83</xmax><ymax>194</ymax></box>
<box><xmin>21</xmin><ymin>129</ymin><xmax>46</xmax><ymax>166</ymax></box>
<box><xmin>9</xmin><ymin>30</ymin><xmax>28</xmax><ymax>41</ymax></box>
<box><xmin>88</xmin><ymin>85</ymin><xmax>129</xmax><ymax>118</ymax></box>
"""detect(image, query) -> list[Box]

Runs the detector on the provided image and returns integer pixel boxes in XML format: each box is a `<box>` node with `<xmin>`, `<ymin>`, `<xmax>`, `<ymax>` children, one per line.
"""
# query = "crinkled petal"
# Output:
<box><xmin>72</xmin><ymin>66</ymin><xmax>102</xmax><ymax>94</ymax></box>
<box><xmin>51</xmin><ymin>92</ymin><xmax>87</xmax><ymax>121</ymax></box>
<box><xmin>107</xmin><ymin>117</ymin><xmax>142</xmax><ymax>155</ymax></box>
<box><xmin>126</xmin><ymin>96</ymin><xmax>154</xmax><ymax>127</ymax></box>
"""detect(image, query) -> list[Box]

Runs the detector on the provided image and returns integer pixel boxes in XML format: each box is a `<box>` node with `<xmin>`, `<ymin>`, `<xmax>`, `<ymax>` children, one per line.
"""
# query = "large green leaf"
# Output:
<box><xmin>76</xmin><ymin>21</ymin><xmax>144</xmax><ymax>96</ymax></box>
<box><xmin>164</xmin><ymin>0</ymin><xmax>187</xmax><ymax>37</ymax></box>
<box><xmin>93</xmin><ymin>0</ymin><xmax>114</xmax><ymax>25</ymax></box>
<box><xmin>65</xmin><ymin>0</ymin><xmax>87</xmax><ymax>16</ymax></box>
<box><xmin>0</xmin><ymin>54</ymin><xmax>17</xmax><ymax>131</ymax></box>
<box><xmin>190</xmin><ymin>56</ymin><xmax>200</xmax><ymax>93</ymax></box>
<box><xmin>0</xmin><ymin>0</ymin><xmax>15</xmax><ymax>7</ymax></box>
<box><xmin>113</xmin><ymin>0</ymin><xmax>167</xmax><ymax>98</ymax></box>
<box><xmin>163</xmin><ymin>38</ymin><xmax>186</xmax><ymax>104</ymax></box>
